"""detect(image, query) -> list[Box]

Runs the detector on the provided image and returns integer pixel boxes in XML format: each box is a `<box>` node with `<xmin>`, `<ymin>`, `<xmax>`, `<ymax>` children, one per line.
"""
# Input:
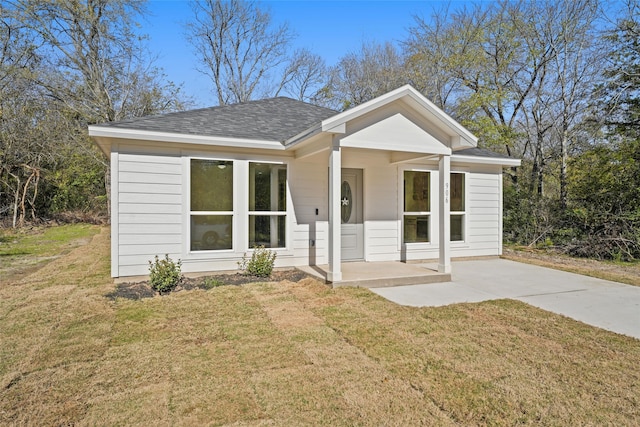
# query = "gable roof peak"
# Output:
<box><xmin>317</xmin><ymin>84</ymin><xmax>477</xmax><ymax>148</ymax></box>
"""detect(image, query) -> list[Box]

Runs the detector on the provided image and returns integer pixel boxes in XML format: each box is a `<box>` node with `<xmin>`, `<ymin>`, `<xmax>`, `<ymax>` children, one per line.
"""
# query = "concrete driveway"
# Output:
<box><xmin>372</xmin><ymin>259</ymin><xmax>640</xmax><ymax>340</ymax></box>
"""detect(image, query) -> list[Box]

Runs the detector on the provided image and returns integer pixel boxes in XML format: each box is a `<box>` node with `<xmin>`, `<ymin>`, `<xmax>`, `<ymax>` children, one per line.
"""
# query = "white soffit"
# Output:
<box><xmin>340</xmin><ymin>113</ymin><xmax>452</xmax><ymax>155</ymax></box>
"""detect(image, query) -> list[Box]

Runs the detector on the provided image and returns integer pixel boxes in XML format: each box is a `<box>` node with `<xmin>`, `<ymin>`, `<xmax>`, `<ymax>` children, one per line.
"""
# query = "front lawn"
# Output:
<box><xmin>1</xmin><ymin>226</ymin><xmax>638</xmax><ymax>425</ymax></box>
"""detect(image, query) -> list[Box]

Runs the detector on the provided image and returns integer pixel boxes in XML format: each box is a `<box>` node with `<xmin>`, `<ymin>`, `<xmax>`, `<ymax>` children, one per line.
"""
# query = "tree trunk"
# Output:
<box><xmin>12</xmin><ymin>192</ymin><xmax>18</xmax><ymax>229</ymax></box>
<box><xmin>28</xmin><ymin>168</ymin><xmax>40</xmax><ymax>221</ymax></box>
<box><xmin>19</xmin><ymin>167</ymin><xmax>37</xmax><ymax>227</ymax></box>
<box><xmin>9</xmin><ymin>172</ymin><xmax>20</xmax><ymax>228</ymax></box>
<box><xmin>560</xmin><ymin>130</ymin><xmax>568</xmax><ymax>210</ymax></box>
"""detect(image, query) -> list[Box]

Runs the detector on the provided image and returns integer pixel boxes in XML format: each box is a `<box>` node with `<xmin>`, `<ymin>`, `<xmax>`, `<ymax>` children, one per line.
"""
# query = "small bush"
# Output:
<box><xmin>238</xmin><ymin>245</ymin><xmax>277</xmax><ymax>277</ymax></box>
<box><xmin>148</xmin><ymin>254</ymin><xmax>182</xmax><ymax>294</ymax></box>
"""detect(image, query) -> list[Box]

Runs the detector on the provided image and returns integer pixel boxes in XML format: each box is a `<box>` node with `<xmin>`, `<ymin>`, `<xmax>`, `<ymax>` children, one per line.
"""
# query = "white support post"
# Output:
<box><xmin>438</xmin><ymin>155</ymin><xmax>451</xmax><ymax>273</ymax></box>
<box><xmin>328</xmin><ymin>137</ymin><xmax>342</xmax><ymax>282</ymax></box>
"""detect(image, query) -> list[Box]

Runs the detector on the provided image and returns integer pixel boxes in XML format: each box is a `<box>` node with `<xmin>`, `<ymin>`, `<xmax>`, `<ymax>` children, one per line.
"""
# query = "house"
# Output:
<box><xmin>89</xmin><ymin>85</ymin><xmax>520</xmax><ymax>284</ymax></box>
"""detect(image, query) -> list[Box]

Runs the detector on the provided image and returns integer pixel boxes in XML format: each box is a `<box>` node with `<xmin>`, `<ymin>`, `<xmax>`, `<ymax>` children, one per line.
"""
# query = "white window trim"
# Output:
<box><xmin>450</xmin><ymin>171</ymin><xmax>468</xmax><ymax>244</ymax></box>
<box><xmin>247</xmin><ymin>161</ymin><xmax>289</xmax><ymax>250</ymax></box>
<box><xmin>187</xmin><ymin>157</ymin><xmax>235</xmax><ymax>256</ymax></box>
<box><xmin>183</xmin><ymin>155</ymin><xmax>293</xmax><ymax>259</ymax></box>
<box><xmin>398</xmin><ymin>166</ymin><xmax>436</xmax><ymax>249</ymax></box>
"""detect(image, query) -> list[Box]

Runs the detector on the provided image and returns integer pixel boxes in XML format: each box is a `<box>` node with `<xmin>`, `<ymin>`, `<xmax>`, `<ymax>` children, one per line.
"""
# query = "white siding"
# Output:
<box><xmin>289</xmin><ymin>157</ymin><xmax>328</xmax><ymax>265</ymax></box>
<box><xmin>116</xmin><ymin>148</ymin><xmax>183</xmax><ymax>276</ymax></box>
<box><xmin>451</xmin><ymin>170</ymin><xmax>502</xmax><ymax>258</ymax></box>
<box><xmin>360</xmin><ymin>151</ymin><xmax>401</xmax><ymax>262</ymax></box>
<box><xmin>110</xmin><ymin>142</ymin><xmax>506</xmax><ymax>277</ymax></box>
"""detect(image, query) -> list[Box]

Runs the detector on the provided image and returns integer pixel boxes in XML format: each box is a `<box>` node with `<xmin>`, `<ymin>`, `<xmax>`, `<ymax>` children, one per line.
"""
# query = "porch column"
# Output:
<box><xmin>438</xmin><ymin>154</ymin><xmax>451</xmax><ymax>273</ymax></box>
<box><xmin>328</xmin><ymin>137</ymin><xmax>342</xmax><ymax>282</ymax></box>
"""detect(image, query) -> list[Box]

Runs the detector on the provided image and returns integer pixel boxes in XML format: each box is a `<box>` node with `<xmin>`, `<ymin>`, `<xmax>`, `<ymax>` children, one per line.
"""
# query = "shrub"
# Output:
<box><xmin>238</xmin><ymin>245</ymin><xmax>276</xmax><ymax>277</ymax></box>
<box><xmin>148</xmin><ymin>254</ymin><xmax>182</xmax><ymax>294</ymax></box>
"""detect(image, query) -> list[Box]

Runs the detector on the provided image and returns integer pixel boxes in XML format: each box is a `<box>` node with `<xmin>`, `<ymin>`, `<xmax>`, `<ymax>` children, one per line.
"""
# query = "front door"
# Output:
<box><xmin>341</xmin><ymin>168</ymin><xmax>364</xmax><ymax>260</ymax></box>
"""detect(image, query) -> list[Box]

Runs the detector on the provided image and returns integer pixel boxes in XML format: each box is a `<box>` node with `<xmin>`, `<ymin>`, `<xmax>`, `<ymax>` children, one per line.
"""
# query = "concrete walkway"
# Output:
<box><xmin>372</xmin><ymin>259</ymin><xmax>640</xmax><ymax>340</ymax></box>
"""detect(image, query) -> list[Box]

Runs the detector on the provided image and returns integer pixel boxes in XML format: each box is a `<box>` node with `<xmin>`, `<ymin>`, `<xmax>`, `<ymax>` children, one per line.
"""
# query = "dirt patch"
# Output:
<box><xmin>107</xmin><ymin>268</ymin><xmax>314</xmax><ymax>300</ymax></box>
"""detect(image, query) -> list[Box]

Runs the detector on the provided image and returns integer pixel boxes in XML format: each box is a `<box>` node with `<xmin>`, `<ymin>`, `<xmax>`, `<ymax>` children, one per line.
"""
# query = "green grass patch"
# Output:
<box><xmin>0</xmin><ymin>223</ymin><xmax>99</xmax><ymax>284</ymax></box>
<box><xmin>0</xmin><ymin>223</ymin><xmax>98</xmax><ymax>256</ymax></box>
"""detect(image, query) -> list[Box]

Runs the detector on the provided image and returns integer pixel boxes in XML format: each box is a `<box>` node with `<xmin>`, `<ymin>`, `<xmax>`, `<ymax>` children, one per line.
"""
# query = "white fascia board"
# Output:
<box><xmin>88</xmin><ymin>126</ymin><xmax>286</xmax><ymax>151</ymax></box>
<box><xmin>451</xmin><ymin>154</ymin><xmax>521</xmax><ymax>167</ymax></box>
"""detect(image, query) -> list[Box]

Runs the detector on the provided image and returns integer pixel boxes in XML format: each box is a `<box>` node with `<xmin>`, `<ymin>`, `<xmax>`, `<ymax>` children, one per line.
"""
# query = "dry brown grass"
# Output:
<box><xmin>1</xmin><ymin>227</ymin><xmax>639</xmax><ymax>425</ymax></box>
<box><xmin>503</xmin><ymin>246</ymin><xmax>640</xmax><ymax>287</ymax></box>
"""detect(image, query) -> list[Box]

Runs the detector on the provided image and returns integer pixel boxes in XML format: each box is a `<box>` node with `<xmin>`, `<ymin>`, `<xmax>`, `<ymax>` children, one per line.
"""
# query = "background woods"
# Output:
<box><xmin>1</xmin><ymin>0</ymin><xmax>639</xmax><ymax>261</ymax></box>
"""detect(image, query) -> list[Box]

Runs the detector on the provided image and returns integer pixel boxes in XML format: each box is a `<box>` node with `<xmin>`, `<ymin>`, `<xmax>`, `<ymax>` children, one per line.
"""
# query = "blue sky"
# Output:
<box><xmin>144</xmin><ymin>1</ymin><xmax>463</xmax><ymax>107</ymax></box>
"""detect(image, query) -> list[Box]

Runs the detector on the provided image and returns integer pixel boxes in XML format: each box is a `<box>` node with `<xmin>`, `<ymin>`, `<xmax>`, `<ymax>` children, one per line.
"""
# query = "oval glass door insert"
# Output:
<box><xmin>341</xmin><ymin>181</ymin><xmax>353</xmax><ymax>223</ymax></box>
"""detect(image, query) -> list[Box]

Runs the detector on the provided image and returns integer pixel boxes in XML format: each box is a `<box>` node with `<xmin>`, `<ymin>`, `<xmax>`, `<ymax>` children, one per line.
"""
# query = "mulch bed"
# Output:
<box><xmin>107</xmin><ymin>268</ymin><xmax>314</xmax><ymax>300</ymax></box>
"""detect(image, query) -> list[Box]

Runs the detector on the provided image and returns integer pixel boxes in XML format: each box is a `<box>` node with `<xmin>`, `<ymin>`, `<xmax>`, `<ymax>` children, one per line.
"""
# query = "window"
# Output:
<box><xmin>249</xmin><ymin>163</ymin><xmax>287</xmax><ymax>248</ymax></box>
<box><xmin>450</xmin><ymin>173</ymin><xmax>465</xmax><ymax>242</ymax></box>
<box><xmin>403</xmin><ymin>170</ymin><xmax>430</xmax><ymax>243</ymax></box>
<box><xmin>190</xmin><ymin>159</ymin><xmax>233</xmax><ymax>251</ymax></box>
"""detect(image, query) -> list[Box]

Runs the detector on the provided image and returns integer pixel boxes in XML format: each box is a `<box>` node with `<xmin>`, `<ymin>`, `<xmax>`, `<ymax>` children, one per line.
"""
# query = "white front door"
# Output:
<box><xmin>341</xmin><ymin>168</ymin><xmax>364</xmax><ymax>260</ymax></box>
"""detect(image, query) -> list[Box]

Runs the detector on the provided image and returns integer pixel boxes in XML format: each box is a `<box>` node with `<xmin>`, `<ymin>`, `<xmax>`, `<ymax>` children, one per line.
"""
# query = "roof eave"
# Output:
<box><xmin>451</xmin><ymin>154</ymin><xmax>522</xmax><ymax>166</ymax></box>
<box><xmin>284</xmin><ymin>122</ymin><xmax>324</xmax><ymax>148</ymax></box>
<box><xmin>88</xmin><ymin>126</ymin><xmax>286</xmax><ymax>151</ymax></box>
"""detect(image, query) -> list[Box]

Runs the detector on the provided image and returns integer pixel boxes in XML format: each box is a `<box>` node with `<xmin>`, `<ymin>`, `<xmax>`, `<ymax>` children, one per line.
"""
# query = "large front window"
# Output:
<box><xmin>249</xmin><ymin>163</ymin><xmax>286</xmax><ymax>248</ymax></box>
<box><xmin>403</xmin><ymin>170</ymin><xmax>430</xmax><ymax>243</ymax></box>
<box><xmin>190</xmin><ymin>159</ymin><xmax>233</xmax><ymax>251</ymax></box>
<box><xmin>450</xmin><ymin>173</ymin><xmax>465</xmax><ymax>242</ymax></box>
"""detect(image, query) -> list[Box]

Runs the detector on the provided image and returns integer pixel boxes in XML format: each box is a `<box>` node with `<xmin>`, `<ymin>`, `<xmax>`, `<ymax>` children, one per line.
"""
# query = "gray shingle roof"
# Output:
<box><xmin>97</xmin><ymin>97</ymin><xmax>338</xmax><ymax>142</ymax></box>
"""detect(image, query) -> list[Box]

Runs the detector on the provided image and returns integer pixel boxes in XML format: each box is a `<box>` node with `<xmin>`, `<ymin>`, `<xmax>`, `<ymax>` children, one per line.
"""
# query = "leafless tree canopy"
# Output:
<box><xmin>186</xmin><ymin>0</ymin><xmax>296</xmax><ymax>105</ymax></box>
<box><xmin>322</xmin><ymin>41</ymin><xmax>407</xmax><ymax>111</ymax></box>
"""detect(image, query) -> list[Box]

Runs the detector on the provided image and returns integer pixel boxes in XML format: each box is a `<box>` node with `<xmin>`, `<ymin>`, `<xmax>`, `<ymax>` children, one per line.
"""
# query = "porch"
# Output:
<box><xmin>297</xmin><ymin>261</ymin><xmax>451</xmax><ymax>288</ymax></box>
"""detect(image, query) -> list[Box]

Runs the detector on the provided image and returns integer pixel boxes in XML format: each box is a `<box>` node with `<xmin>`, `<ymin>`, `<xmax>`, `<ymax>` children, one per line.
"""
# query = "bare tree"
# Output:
<box><xmin>406</xmin><ymin>0</ymin><xmax>602</xmax><ymax>197</ymax></box>
<box><xmin>2</xmin><ymin>0</ymin><xmax>186</xmax><ymax>223</ymax></box>
<box><xmin>0</xmin><ymin>4</ymin><xmax>44</xmax><ymax>227</ymax></box>
<box><xmin>323</xmin><ymin>41</ymin><xmax>407</xmax><ymax>111</ymax></box>
<box><xmin>11</xmin><ymin>0</ymin><xmax>184</xmax><ymax>124</ymax></box>
<box><xmin>404</xmin><ymin>3</ymin><xmax>463</xmax><ymax>111</ymax></box>
<box><xmin>187</xmin><ymin>0</ymin><xmax>295</xmax><ymax>105</ymax></box>
<box><xmin>276</xmin><ymin>48</ymin><xmax>327</xmax><ymax>103</ymax></box>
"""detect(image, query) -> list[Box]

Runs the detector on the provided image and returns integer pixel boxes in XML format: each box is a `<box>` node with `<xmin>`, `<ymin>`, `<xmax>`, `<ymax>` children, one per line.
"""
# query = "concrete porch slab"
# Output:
<box><xmin>297</xmin><ymin>261</ymin><xmax>451</xmax><ymax>288</ymax></box>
